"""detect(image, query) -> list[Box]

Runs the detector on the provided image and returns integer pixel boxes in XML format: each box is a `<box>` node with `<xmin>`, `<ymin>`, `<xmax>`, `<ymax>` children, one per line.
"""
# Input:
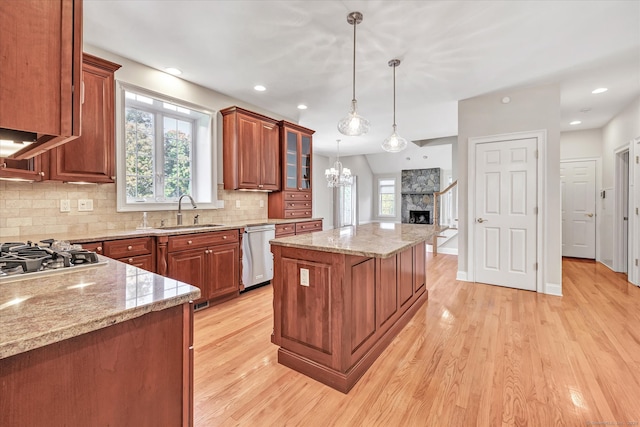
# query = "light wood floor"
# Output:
<box><xmin>193</xmin><ymin>254</ymin><xmax>640</xmax><ymax>426</ymax></box>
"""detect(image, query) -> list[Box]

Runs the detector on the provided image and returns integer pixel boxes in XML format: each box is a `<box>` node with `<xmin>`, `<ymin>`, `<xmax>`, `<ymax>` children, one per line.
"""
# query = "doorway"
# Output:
<box><xmin>614</xmin><ymin>148</ymin><xmax>630</xmax><ymax>275</ymax></box>
<box><xmin>561</xmin><ymin>160</ymin><xmax>596</xmax><ymax>259</ymax></box>
<box><xmin>333</xmin><ymin>176</ymin><xmax>358</xmax><ymax>228</ymax></box>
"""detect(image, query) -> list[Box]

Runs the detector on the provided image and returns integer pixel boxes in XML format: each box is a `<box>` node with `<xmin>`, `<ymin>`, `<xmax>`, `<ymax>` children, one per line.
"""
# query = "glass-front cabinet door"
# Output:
<box><xmin>283</xmin><ymin>128</ymin><xmax>313</xmax><ymax>192</ymax></box>
<box><xmin>285</xmin><ymin>130</ymin><xmax>298</xmax><ymax>190</ymax></box>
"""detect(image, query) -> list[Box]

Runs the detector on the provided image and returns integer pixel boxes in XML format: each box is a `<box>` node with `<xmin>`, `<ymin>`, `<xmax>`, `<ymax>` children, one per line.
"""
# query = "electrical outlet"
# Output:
<box><xmin>78</xmin><ymin>199</ymin><xmax>94</xmax><ymax>212</ymax></box>
<box><xmin>235</xmin><ymin>200</ymin><xmax>241</xmax><ymax>208</ymax></box>
<box><xmin>260</xmin><ymin>199</ymin><xmax>264</xmax><ymax>208</ymax></box>
<box><xmin>60</xmin><ymin>199</ymin><xmax>70</xmax><ymax>212</ymax></box>
<box><xmin>300</xmin><ymin>268</ymin><xmax>309</xmax><ymax>287</ymax></box>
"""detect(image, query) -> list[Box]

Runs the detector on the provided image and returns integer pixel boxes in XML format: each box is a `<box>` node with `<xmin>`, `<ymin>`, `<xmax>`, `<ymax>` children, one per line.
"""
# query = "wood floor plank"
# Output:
<box><xmin>193</xmin><ymin>254</ymin><xmax>640</xmax><ymax>426</ymax></box>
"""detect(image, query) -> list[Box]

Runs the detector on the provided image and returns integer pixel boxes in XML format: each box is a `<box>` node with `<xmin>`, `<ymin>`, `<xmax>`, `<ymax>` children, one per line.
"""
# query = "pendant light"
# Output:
<box><xmin>325</xmin><ymin>139</ymin><xmax>353</xmax><ymax>187</ymax></box>
<box><xmin>381</xmin><ymin>59</ymin><xmax>408</xmax><ymax>153</ymax></box>
<box><xmin>337</xmin><ymin>11</ymin><xmax>370</xmax><ymax>136</ymax></box>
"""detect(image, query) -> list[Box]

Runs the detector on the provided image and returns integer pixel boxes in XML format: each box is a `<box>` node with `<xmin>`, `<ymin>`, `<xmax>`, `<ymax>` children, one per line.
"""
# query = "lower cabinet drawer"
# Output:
<box><xmin>104</xmin><ymin>237</ymin><xmax>153</xmax><ymax>258</ymax></box>
<box><xmin>295</xmin><ymin>220</ymin><xmax>323</xmax><ymax>234</ymax></box>
<box><xmin>275</xmin><ymin>223</ymin><xmax>296</xmax><ymax>238</ymax></box>
<box><xmin>284</xmin><ymin>200</ymin><xmax>312</xmax><ymax>210</ymax></box>
<box><xmin>118</xmin><ymin>254</ymin><xmax>154</xmax><ymax>272</ymax></box>
<box><xmin>283</xmin><ymin>209</ymin><xmax>312</xmax><ymax>219</ymax></box>
<box><xmin>168</xmin><ymin>230</ymin><xmax>239</xmax><ymax>252</ymax></box>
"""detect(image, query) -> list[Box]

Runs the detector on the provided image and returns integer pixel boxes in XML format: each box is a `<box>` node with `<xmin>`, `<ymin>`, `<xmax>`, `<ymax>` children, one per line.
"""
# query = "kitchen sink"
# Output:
<box><xmin>156</xmin><ymin>224</ymin><xmax>224</xmax><ymax>231</ymax></box>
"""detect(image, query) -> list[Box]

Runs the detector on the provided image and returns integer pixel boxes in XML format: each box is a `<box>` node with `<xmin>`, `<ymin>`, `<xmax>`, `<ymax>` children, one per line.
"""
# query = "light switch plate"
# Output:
<box><xmin>78</xmin><ymin>199</ymin><xmax>93</xmax><ymax>212</ymax></box>
<box><xmin>300</xmin><ymin>268</ymin><xmax>309</xmax><ymax>287</ymax></box>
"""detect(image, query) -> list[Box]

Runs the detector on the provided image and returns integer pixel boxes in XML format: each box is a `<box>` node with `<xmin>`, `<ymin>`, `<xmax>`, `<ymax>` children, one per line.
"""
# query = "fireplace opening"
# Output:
<box><xmin>409</xmin><ymin>210</ymin><xmax>431</xmax><ymax>224</ymax></box>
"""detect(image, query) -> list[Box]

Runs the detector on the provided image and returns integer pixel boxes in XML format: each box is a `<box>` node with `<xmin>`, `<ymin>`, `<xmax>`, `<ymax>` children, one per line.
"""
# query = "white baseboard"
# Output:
<box><xmin>544</xmin><ymin>282</ymin><xmax>562</xmax><ymax>296</ymax></box>
<box><xmin>426</xmin><ymin>246</ymin><xmax>458</xmax><ymax>255</ymax></box>
<box><xmin>456</xmin><ymin>271</ymin><xmax>468</xmax><ymax>281</ymax></box>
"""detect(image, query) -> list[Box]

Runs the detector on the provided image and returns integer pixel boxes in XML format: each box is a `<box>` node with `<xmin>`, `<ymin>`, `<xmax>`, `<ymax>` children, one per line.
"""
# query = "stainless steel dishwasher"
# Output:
<box><xmin>242</xmin><ymin>224</ymin><xmax>276</xmax><ymax>290</ymax></box>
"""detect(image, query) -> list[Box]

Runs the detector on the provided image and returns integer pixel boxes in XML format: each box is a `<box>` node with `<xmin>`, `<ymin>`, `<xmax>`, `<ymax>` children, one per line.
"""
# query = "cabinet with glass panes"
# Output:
<box><xmin>268</xmin><ymin>121</ymin><xmax>315</xmax><ymax>219</ymax></box>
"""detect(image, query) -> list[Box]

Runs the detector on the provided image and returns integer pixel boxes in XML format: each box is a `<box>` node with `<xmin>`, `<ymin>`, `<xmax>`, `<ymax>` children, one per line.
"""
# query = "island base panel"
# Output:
<box><xmin>277</xmin><ymin>288</ymin><xmax>427</xmax><ymax>393</ymax></box>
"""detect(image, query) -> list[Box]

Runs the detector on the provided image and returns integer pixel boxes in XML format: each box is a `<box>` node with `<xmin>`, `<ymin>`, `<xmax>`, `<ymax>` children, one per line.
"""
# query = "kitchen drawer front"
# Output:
<box><xmin>78</xmin><ymin>241</ymin><xmax>104</xmax><ymax>255</ymax></box>
<box><xmin>284</xmin><ymin>200</ymin><xmax>312</xmax><ymax>210</ymax></box>
<box><xmin>168</xmin><ymin>230</ymin><xmax>239</xmax><ymax>252</ymax></box>
<box><xmin>117</xmin><ymin>254</ymin><xmax>154</xmax><ymax>272</ymax></box>
<box><xmin>283</xmin><ymin>209</ymin><xmax>312</xmax><ymax>219</ymax></box>
<box><xmin>295</xmin><ymin>220</ymin><xmax>323</xmax><ymax>234</ymax></box>
<box><xmin>104</xmin><ymin>237</ymin><xmax>153</xmax><ymax>258</ymax></box>
<box><xmin>275</xmin><ymin>223</ymin><xmax>296</xmax><ymax>237</ymax></box>
<box><xmin>284</xmin><ymin>191</ymin><xmax>311</xmax><ymax>201</ymax></box>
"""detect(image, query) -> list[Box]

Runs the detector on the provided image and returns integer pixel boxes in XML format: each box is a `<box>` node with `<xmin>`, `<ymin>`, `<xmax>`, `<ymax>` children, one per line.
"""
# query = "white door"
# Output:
<box><xmin>474</xmin><ymin>138</ymin><xmax>537</xmax><ymax>291</ymax></box>
<box><xmin>561</xmin><ymin>160</ymin><xmax>596</xmax><ymax>258</ymax></box>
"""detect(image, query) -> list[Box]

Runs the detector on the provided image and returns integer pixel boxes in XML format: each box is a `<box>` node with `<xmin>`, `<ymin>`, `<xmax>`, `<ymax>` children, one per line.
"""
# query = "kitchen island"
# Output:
<box><xmin>0</xmin><ymin>257</ymin><xmax>200</xmax><ymax>426</ymax></box>
<box><xmin>270</xmin><ymin>222</ymin><xmax>444</xmax><ymax>393</ymax></box>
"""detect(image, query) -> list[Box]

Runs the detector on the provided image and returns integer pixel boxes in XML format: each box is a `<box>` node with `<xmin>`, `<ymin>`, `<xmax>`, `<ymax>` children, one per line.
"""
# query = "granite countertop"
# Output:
<box><xmin>270</xmin><ymin>222</ymin><xmax>446</xmax><ymax>258</ymax></box>
<box><xmin>0</xmin><ymin>256</ymin><xmax>200</xmax><ymax>359</ymax></box>
<box><xmin>10</xmin><ymin>217</ymin><xmax>324</xmax><ymax>245</ymax></box>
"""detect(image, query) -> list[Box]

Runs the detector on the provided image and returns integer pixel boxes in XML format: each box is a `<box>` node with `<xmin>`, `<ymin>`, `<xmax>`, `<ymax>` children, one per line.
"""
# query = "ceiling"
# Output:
<box><xmin>84</xmin><ymin>0</ymin><xmax>640</xmax><ymax>156</ymax></box>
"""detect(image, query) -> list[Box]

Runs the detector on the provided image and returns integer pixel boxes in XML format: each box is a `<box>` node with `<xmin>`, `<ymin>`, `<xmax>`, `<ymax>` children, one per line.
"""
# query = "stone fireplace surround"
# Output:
<box><xmin>401</xmin><ymin>168</ymin><xmax>440</xmax><ymax>224</ymax></box>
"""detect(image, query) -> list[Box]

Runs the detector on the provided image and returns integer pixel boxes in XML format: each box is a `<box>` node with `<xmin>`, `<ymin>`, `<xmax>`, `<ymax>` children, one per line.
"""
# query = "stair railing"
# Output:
<box><xmin>432</xmin><ymin>180</ymin><xmax>458</xmax><ymax>256</ymax></box>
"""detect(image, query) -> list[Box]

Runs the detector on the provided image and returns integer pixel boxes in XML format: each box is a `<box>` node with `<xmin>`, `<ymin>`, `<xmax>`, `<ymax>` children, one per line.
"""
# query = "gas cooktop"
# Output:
<box><xmin>0</xmin><ymin>239</ymin><xmax>106</xmax><ymax>280</ymax></box>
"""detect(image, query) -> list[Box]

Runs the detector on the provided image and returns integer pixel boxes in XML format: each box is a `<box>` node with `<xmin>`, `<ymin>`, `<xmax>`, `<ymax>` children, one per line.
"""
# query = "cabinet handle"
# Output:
<box><xmin>127</xmin><ymin>245</ymin><xmax>133</xmax><ymax>250</ymax></box>
<box><xmin>204</xmin><ymin>250</ymin><xmax>209</xmax><ymax>254</ymax></box>
<box><xmin>291</xmin><ymin>194</ymin><xmax>295</xmax><ymax>198</ymax></box>
<box><xmin>305</xmin><ymin>194</ymin><xmax>309</xmax><ymax>198</ymax></box>
<box><xmin>187</xmin><ymin>240</ymin><xmax>193</xmax><ymax>245</ymax></box>
<box><xmin>39</xmin><ymin>171</ymin><xmax>45</xmax><ymax>176</ymax></box>
<box><xmin>258</xmin><ymin>184</ymin><xmax>263</xmax><ymax>188</ymax></box>
<box><xmin>223</xmin><ymin>236</ymin><xmax>227</xmax><ymax>239</ymax></box>
<box><xmin>305</xmin><ymin>212</ymin><xmax>310</xmax><ymax>215</ymax></box>
<box><xmin>97</xmin><ymin>246</ymin><xmax>102</xmax><ymax>253</ymax></box>
<box><xmin>128</xmin><ymin>258</ymin><xmax>134</xmax><ymax>263</ymax></box>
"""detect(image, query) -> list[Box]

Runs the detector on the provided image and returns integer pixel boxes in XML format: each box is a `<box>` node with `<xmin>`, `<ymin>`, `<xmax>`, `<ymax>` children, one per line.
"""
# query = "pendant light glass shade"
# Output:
<box><xmin>338</xmin><ymin>12</ymin><xmax>369</xmax><ymax>137</ymax></box>
<box><xmin>382</xmin><ymin>59</ymin><xmax>407</xmax><ymax>153</ymax></box>
<box><xmin>382</xmin><ymin>125</ymin><xmax>408</xmax><ymax>152</ymax></box>
<box><xmin>337</xmin><ymin>100</ymin><xmax>370</xmax><ymax>136</ymax></box>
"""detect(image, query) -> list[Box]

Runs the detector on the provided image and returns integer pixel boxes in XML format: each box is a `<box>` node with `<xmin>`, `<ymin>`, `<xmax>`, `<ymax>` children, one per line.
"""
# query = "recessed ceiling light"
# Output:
<box><xmin>592</xmin><ymin>88</ymin><xmax>608</xmax><ymax>94</ymax></box>
<box><xmin>501</xmin><ymin>96</ymin><xmax>511</xmax><ymax>104</ymax></box>
<box><xmin>297</xmin><ymin>104</ymin><xmax>308</xmax><ymax>110</ymax></box>
<box><xmin>570</xmin><ymin>120</ymin><xmax>582</xmax><ymax>125</ymax></box>
<box><xmin>580</xmin><ymin>108</ymin><xmax>592</xmax><ymax>113</ymax></box>
<box><xmin>254</xmin><ymin>85</ymin><xmax>266</xmax><ymax>92</ymax></box>
<box><xmin>164</xmin><ymin>67</ymin><xmax>182</xmax><ymax>76</ymax></box>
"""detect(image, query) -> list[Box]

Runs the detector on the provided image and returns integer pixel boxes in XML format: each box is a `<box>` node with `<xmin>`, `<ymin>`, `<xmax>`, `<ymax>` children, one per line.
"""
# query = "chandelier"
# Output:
<box><xmin>337</xmin><ymin>11</ymin><xmax>370</xmax><ymax>136</ymax></box>
<box><xmin>325</xmin><ymin>139</ymin><xmax>353</xmax><ymax>187</ymax></box>
<box><xmin>381</xmin><ymin>59</ymin><xmax>408</xmax><ymax>152</ymax></box>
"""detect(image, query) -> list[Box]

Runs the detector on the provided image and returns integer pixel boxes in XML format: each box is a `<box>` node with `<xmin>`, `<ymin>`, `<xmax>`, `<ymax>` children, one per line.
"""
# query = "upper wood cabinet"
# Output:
<box><xmin>0</xmin><ymin>0</ymin><xmax>83</xmax><ymax>160</ymax></box>
<box><xmin>280</xmin><ymin>121</ymin><xmax>314</xmax><ymax>192</ymax></box>
<box><xmin>48</xmin><ymin>54</ymin><xmax>122</xmax><ymax>183</ymax></box>
<box><xmin>0</xmin><ymin>157</ymin><xmax>46</xmax><ymax>182</ymax></box>
<box><xmin>221</xmin><ymin>106</ymin><xmax>280</xmax><ymax>191</ymax></box>
<box><xmin>268</xmin><ymin>121</ymin><xmax>315</xmax><ymax>219</ymax></box>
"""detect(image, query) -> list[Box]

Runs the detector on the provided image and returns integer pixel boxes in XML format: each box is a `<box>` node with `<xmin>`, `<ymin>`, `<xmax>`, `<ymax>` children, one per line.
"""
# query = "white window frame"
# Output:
<box><xmin>115</xmin><ymin>82</ymin><xmax>219</xmax><ymax>212</ymax></box>
<box><xmin>377</xmin><ymin>176</ymin><xmax>397</xmax><ymax>218</ymax></box>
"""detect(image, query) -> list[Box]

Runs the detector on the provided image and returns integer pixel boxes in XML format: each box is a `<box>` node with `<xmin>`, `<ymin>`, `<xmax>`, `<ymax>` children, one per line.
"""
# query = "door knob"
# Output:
<box><xmin>476</xmin><ymin>218</ymin><xmax>487</xmax><ymax>223</ymax></box>
<box><xmin>585</xmin><ymin>213</ymin><xmax>594</xmax><ymax>217</ymax></box>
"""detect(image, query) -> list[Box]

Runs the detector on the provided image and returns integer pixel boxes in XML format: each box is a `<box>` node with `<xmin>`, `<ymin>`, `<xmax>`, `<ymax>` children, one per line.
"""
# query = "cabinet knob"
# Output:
<box><xmin>188</xmin><ymin>240</ymin><xmax>193</xmax><ymax>245</ymax></box>
<box><xmin>223</xmin><ymin>235</ymin><xmax>227</xmax><ymax>239</ymax></box>
<box><xmin>291</xmin><ymin>195</ymin><xmax>295</xmax><ymax>198</ymax></box>
<box><xmin>258</xmin><ymin>184</ymin><xmax>263</xmax><ymax>188</ymax></box>
<box><xmin>127</xmin><ymin>245</ymin><xmax>133</xmax><ymax>250</ymax></box>
<box><xmin>298</xmin><ymin>187</ymin><xmax>302</xmax><ymax>190</ymax></box>
<box><xmin>305</xmin><ymin>212</ymin><xmax>310</xmax><ymax>215</ymax></box>
<box><xmin>128</xmin><ymin>258</ymin><xmax>134</xmax><ymax>263</ymax></box>
<box><xmin>204</xmin><ymin>250</ymin><xmax>209</xmax><ymax>254</ymax></box>
<box><xmin>1</xmin><ymin>162</ymin><xmax>6</xmax><ymax>169</ymax></box>
<box><xmin>97</xmin><ymin>246</ymin><xmax>102</xmax><ymax>253</ymax></box>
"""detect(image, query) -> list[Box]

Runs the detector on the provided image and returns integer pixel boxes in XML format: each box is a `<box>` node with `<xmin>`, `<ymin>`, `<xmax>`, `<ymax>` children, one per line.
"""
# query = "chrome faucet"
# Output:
<box><xmin>177</xmin><ymin>194</ymin><xmax>197</xmax><ymax>225</ymax></box>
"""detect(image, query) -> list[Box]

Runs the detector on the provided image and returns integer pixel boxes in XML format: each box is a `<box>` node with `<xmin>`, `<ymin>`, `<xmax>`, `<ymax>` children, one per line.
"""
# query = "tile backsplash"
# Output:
<box><xmin>0</xmin><ymin>181</ymin><xmax>268</xmax><ymax>239</ymax></box>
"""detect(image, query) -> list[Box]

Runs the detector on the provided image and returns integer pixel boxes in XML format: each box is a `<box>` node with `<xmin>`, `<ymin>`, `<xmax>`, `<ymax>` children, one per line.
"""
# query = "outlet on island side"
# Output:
<box><xmin>300</xmin><ymin>268</ymin><xmax>309</xmax><ymax>287</ymax></box>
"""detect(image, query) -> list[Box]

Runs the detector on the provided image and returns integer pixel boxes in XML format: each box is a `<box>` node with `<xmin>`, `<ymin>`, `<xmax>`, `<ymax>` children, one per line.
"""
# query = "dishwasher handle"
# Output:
<box><xmin>244</xmin><ymin>225</ymin><xmax>276</xmax><ymax>234</ymax></box>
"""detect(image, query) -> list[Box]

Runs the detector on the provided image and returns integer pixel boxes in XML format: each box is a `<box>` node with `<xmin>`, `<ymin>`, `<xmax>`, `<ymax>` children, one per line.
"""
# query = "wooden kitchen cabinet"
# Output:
<box><xmin>295</xmin><ymin>219</ymin><xmax>323</xmax><ymax>235</ymax></box>
<box><xmin>77</xmin><ymin>237</ymin><xmax>155</xmax><ymax>273</ymax></box>
<box><xmin>0</xmin><ymin>157</ymin><xmax>46</xmax><ymax>181</ymax></box>
<box><xmin>48</xmin><ymin>54</ymin><xmax>122</xmax><ymax>183</ymax></box>
<box><xmin>0</xmin><ymin>0</ymin><xmax>83</xmax><ymax>160</ymax></box>
<box><xmin>268</xmin><ymin>121</ymin><xmax>315</xmax><ymax>218</ymax></box>
<box><xmin>221</xmin><ymin>106</ymin><xmax>280</xmax><ymax>191</ymax></box>
<box><xmin>166</xmin><ymin>230</ymin><xmax>240</xmax><ymax>305</ymax></box>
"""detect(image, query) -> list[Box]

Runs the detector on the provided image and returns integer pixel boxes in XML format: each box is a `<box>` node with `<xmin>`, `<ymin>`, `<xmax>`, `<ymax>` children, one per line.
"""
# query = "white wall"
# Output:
<box><xmin>312</xmin><ymin>153</ymin><xmax>333</xmax><ymax>228</ymax></box>
<box><xmin>340</xmin><ymin>155</ymin><xmax>374</xmax><ymax>223</ymax></box>
<box><xmin>458</xmin><ymin>84</ymin><xmax>562</xmax><ymax>295</ymax></box>
<box><xmin>560</xmin><ymin>128</ymin><xmax>603</xmax><ymax>160</ymax></box>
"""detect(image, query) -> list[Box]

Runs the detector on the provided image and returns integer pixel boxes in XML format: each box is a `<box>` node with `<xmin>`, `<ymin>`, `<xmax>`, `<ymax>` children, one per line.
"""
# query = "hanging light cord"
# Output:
<box><xmin>392</xmin><ymin>63</ymin><xmax>397</xmax><ymax>127</ymax></box>
<box><xmin>351</xmin><ymin>20</ymin><xmax>357</xmax><ymax>102</ymax></box>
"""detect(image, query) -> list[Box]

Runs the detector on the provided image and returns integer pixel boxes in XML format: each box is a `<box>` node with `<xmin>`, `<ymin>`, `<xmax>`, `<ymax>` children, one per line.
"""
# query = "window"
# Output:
<box><xmin>378</xmin><ymin>178</ymin><xmax>396</xmax><ymax>217</ymax></box>
<box><xmin>116</xmin><ymin>83</ymin><xmax>217</xmax><ymax>211</ymax></box>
